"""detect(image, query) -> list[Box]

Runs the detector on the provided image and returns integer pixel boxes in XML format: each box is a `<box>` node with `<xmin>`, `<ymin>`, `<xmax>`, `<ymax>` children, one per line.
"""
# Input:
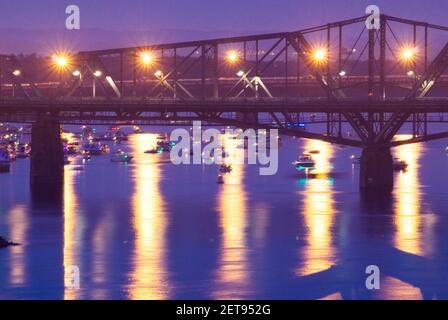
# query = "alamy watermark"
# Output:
<box><xmin>365</xmin><ymin>5</ymin><xmax>380</xmax><ymax>30</ymax></box>
<box><xmin>66</xmin><ymin>5</ymin><xmax>80</xmax><ymax>30</ymax></box>
<box><xmin>170</xmin><ymin>121</ymin><xmax>279</xmax><ymax>176</ymax></box>
<box><xmin>365</xmin><ymin>265</ymin><xmax>381</xmax><ymax>290</ymax></box>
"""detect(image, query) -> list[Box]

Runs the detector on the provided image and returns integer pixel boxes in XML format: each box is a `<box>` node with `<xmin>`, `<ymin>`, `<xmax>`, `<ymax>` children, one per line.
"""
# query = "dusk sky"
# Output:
<box><xmin>0</xmin><ymin>0</ymin><xmax>447</xmax><ymax>32</ymax></box>
<box><xmin>0</xmin><ymin>0</ymin><xmax>447</xmax><ymax>53</ymax></box>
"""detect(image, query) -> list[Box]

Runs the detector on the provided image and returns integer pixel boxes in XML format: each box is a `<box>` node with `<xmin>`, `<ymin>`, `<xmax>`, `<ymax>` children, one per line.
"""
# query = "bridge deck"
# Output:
<box><xmin>1</xmin><ymin>97</ymin><xmax>448</xmax><ymax>113</ymax></box>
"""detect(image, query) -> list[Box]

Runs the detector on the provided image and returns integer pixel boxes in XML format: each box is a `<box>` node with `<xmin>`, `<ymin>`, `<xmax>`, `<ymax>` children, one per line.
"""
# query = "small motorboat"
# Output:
<box><xmin>217</xmin><ymin>175</ymin><xmax>225</xmax><ymax>184</ymax></box>
<box><xmin>16</xmin><ymin>144</ymin><xmax>30</xmax><ymax>158</ymax></box>
<box><xmin>219</xmin><ymin>164</ymin><xmax>233</xmax><ymax>173</ymax></box>
<box><xmin>292</xmin><ymin>154</ymin><xmax>316</xmax><ymax>170</ymax></box>
<box><xmin>101</xmin><ymin>130</ymin><xmax>128</xmax><ymax>142</ymax></box>
<box><xmin>351</xmin><ymin>155</ymin><xmax>361</xmax><ymax>164</ymax></box>
<box><xmin>133</xmin><ymin>126</ymin><xmax>143</xmax><ymax>134</ymax></box>
<box><xmin>0</xmin><ymin>236</ymin><xmax>19</xmax><ymax>248</ymax></box>
<box><xmin>83</xmin><ymin>142</ymin><xmax>107</xmax><ymax>155</ymax></box>
<box><xmin>0</xmin><ymin>149</ymin><xmax>11</xmax><ymax>173</ymax></box>
<box><xmin>156</xmin><ymin>140</ymin><xmax>177</xmax><ymax>152</ymax></box>
<box><xmin>393</xmin><ymin>158</ymin><xmax>409</xmax><ymax>171</ymax></box>
<box><xmin>111</xmin><ymin>150</ymin><xmax>133</xmax><ymax>163</ymax></box>
<box><xmin>144</xmin><ymin>146</ymin><xmax>163</xmax><ymax>154</ymax></box>
<box><xmin>66</xmin><ymin>143</ymin><xmax>79</xmax><ymax>155</ymax></box>
<box><xmin>81</xmin><ymin>150</ymin><xmax>92</xmax><ymax>160</ymax></box>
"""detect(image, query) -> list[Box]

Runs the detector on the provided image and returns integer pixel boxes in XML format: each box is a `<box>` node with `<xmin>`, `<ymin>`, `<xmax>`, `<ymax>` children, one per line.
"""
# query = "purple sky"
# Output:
<box><xmin>1</xmin><ymin>0</ymin><xmax>447</xmax><ymax>32</ymax></box>
<box><xmin>0</xmin><ymin>0</ymin><xmax>447</xmax><ymax>54</ymax></box>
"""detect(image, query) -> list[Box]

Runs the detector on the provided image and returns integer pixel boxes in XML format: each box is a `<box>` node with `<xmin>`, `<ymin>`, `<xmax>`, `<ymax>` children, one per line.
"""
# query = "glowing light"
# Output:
<box><xmin>154</xmin><ymin>70</ymin><xmax>163</xmax><ymax>78</ymax></box>
<box><xmin>407</xmin><ymin>70</ymin><xmax>415</xmax><ymax>77</ymax></box>
<box><xmin>237</xmin><ymin>70</ymin><xmax>245</xmax><ymax>77</ymax></box>
<box><xmin>12</xmin><ymin>69</ymin><xmax>21</xmax><ymax>76</ymax></box>
<box><xmin>339</xmin><ymin>70</ymin><xmax>346</xmax><ymax>77</ymax></box>
<box><xmin>52</xmin><ymin>54</ymin><xmax>69</xmax><ymax>69</ymax></box>
<box><xmin>311</xmin><ymin>48</ymin><xmax>327</xmax><ymax>63</ymax></box>
<box><xmin>226</xmin><ymin>50</ymin><xmax>239</xmax><ymax>64</ymax></box>
<box><xmin>400</xmin><ymin>47</ymin><xmax>417</xmax><ymax>62</ymax></box>
<box><xmin>72</xmin><ymin>70</ymin><xmax>81</xmax><ymax>77</ymax></box>
<box><xmin>139</xmin><ymin>51</ymin><xmax>154</xmax><ymax>66</ymax></box>
<box><xmin>93</xmin><ymin>70</ymin><xmax>102</xmax><ymax>77</ymax></box>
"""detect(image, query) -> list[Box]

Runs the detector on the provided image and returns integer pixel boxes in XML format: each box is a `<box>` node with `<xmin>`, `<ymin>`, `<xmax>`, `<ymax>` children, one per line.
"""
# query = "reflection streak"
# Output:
<box><xmin>129</xmin><ymin>133</ymin><xmax>169</xmax><ymax>299</ymax></box>
<box><xmin>214</xmin><ymin>133</ymin><xmax>249</xmax><ymax>299</ymax></box>
<box><xmin>297</xmin><ymin>140</ymin><xmax>336</xmax><ymax>277</ymax></box>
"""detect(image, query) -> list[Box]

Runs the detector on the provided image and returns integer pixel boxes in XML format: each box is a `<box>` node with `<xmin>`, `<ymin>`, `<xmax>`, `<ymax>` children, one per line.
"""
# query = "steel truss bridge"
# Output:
<box><xmin>2</xmin><ymin>13</ymin><xmax>448</xmax><ymax>191</ymax></box>
<box><xmin>2</xmin><ymin>13</ymin><xmax>448</xmax><ymax>148</ymax></box>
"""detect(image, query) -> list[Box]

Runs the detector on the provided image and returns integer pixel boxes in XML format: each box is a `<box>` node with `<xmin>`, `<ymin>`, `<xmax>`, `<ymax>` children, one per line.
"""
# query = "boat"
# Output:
<box><xmin>83</xmin><ymin>142</ymin><xmax>107</xmax><ymax>155</ymax></box>
<box><xmin>219</xmin><ymin>164</ymin><xmax>233</xmax><ymax>173</ymax></box>
<box><xmin>100</xmin><ymin>130</ymin><xmax>128</xmax><ymax>142</ymax></box>
<box><xmin>16</xmin><ymin>144</ymin><xmax>30</xmax><ymax>158</ymax></box>
<box><xmin>292</xmin><ymin>154</ymin><xmax>316</xmax><ymax>170</ymax></box>
<box><xmin>133</xmin><ymin>126</ymin><xmax>143</xmax><ymax>134</ymax></box>
<box><xmin>144</xmin><ymin>146</ymin><xmax>163</xmax><ymax>154</ymax></box>
<box><xmin>393</xmin><ymin>158</ymin><xmax>408</xmax><ymax>171</ymax></box>
<box><xmin>81</xmin><ymin>151</ymin><xmax>92</xmax><ymax>160</ymax></box>
<box><xmin>0</xmin><ymin>149</ymin><xmax>11</xmax><ymax>173</ymax></box>
<box><xmin>217</xmin><ymin>175</ymin><xmax>225</xmax><ymax>184</ymax></box>
<box><xmin>65</xmin><ymin>143</ymin><xmax>79</xmax><ymax>155</ymax></box>
<box><xmin>0</xmin><ymin>236</ymin><xmax>19</xmax><ymax>248</ymax></box>
<box><xmin>350</xmin><ymin>155</ymin><xmax>361</xmax><ymax>164</ymax></box>
<box><xmin>111</xmin><ymin>150</ymin><xmax>133</xmax><ymax>163</ymax></box>
<box><xmin>156</xmin><ymin>140</ymin><xmax>177</xmax><ymax>152</ymax></box>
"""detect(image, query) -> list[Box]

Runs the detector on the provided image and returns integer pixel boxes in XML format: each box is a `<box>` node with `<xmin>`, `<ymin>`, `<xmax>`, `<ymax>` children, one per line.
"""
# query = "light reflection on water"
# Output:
<box><xmin>297</xmin><ymin>139</ymin><xmax>336</xmax><ymax>277</ymax></box>
<box><xmin>8</xmin><ymin>205</ymin><xmax>28</xmax><ymax>286</ymax></box>
<box><xmin>394</xmin><ymin>137</ymin><xmax>423</xmax><ymax>257</ymax></box>
<box><xmin>213</xmin><ymin>133</ymin><xmax>250</xmax><ymax>299</ymax></box>
<box><xmin>129</xmin><ymin>133</ymin><xmax>169</xmax><ymax>300</ymax></box>
<box><xmin>1</xmin><ymin>130</ymin><xmax>447</xmax><ymax>300</ymax></box>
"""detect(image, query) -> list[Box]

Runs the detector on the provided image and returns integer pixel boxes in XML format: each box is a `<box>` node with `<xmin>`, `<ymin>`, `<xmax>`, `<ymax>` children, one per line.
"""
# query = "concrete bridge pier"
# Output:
<box><xmin>30</xmin><ymin>118</ymin><xmax>64</xmax><ymax>201</ymax></box>
<box><xmin>359</xmin><ymin>146</ymin><xmax>394</xmax><ymax>194</ymax></box>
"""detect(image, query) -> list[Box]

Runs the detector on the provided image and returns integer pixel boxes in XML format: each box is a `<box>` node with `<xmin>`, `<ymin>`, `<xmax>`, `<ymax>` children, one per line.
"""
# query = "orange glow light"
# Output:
<box><xmin>400</xmin><ymin>46</ymin><xmax>417</xmax><ymax>62</ymax></box>
<box><xmin>139</xmin><ymin>51</ymin><xmax>154</xmax><ymax>66</ymax></box>
<box><xmin>226</xmin><ymin>50</ymin><xmax>239</xmax><ymax>64</ymax></box>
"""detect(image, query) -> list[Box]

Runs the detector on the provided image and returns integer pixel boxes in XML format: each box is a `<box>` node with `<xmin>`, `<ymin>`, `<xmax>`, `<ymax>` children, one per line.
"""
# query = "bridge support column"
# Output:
<box><xmin>359</xmin><ymin>146</ymin><xmax>393</xmax><ymax>193</ymax></box>
<box><xmin>30</xmin><ymin>118</ymin><xmax>64</xmax><ymax>199</ymax></box>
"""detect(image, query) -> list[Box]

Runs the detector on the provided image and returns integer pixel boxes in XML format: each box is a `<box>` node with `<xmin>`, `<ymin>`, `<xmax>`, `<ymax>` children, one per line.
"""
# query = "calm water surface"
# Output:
<box><xmin>1</xmin><ymin>128</ymin><xmax>448</xmax><ymax>300</ymax></box>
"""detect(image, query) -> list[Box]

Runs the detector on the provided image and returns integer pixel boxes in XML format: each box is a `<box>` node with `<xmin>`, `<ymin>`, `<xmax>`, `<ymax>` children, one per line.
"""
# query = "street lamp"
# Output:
<box><xmin>93</xmin><ymin>70</ymin><xmax>102</xmax><ymax>97</ymax></box>
<box><xmin>52</xmin><ymin>54</ymin><xmax>70</xmax><ymax>70</ymax></box>
<box><xmin>400</xmin><ymin>46</ymin><xmax>417</xmax><ymax>62</ymax></box>
<box><xmin>154</xmin><ymin>70</ymin><xmax>163</xmax><ymax>78</ymax></box>
<box><xmin>312</xmin><ymin>48</ymin><xmax>327</xmax><ymax>63</ymax></box>
<box><xmin>226</xmin><ymin>50</ymin><xmax>239</xmax><ymax>64</ymax></box>
<box><xmin>139</xmin><ymin>51</ymin><xmax>154</xmax><ymax>67</ymax></box>
<box><xmin>12</xmin><ymin>69</ymin><xmax>21</xmax><ymax>76</ymax></box>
